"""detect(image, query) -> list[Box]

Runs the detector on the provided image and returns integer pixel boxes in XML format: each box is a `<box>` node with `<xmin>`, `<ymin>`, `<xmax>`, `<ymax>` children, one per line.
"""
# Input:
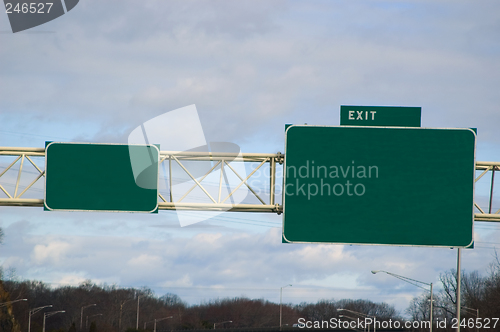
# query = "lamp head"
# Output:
<box><xmin>371</xmin><ymin>270</ymin><xmax>379</xmax><ymax>274</ymax></box>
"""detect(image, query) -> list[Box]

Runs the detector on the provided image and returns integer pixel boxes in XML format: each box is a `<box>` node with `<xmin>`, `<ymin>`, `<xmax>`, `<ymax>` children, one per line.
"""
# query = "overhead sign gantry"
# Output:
<box><xmin>283</xmin><ymin>106</ymin><xmax>477</xmax><ymax>247</ymax></box>
<box><xmin>282</xmin><ymin>124</ymin><xmax>476</xmax><ymax>247</ymax></box>
<box><xmin>0</xmin><ymin>106</ymin><xmax>498</xmax><ymax>235</ymax></box>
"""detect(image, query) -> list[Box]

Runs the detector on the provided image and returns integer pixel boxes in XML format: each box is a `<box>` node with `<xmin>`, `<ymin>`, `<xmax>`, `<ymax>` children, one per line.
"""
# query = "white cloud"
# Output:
<box><xmin>2</xmin><ymin>0</ymin><xmax>499</xmax><ymax>147</ymax></box>
<box><xmin>127</xmin><ymin>254</ymin><xmax>163</xmax><ymax>269</ymax></box>
<box><xmin>55</xmin><ymin>273</ymin><xmax>90</xmax><ymax>286</ymax></box>
<box><xmin>32</xmin><ymin>241</ymin><xmax>71</xmax><ymax>265</ymax></box>
<box><xmin>160</xmin><ymin>274</ymin><xmax>193</xmax><ymax>288</ymax></box>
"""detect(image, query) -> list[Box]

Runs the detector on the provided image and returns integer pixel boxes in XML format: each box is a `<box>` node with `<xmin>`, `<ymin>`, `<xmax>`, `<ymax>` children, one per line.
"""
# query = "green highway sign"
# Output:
<box><xmin>45</xmin><ymin>142</ymin><xmax>159</xmax><ymax>212</ymax></box>
<box><xmin>283</xmin><ymin>126</ymin><xmax>476</xmax><ymax>247</ymax></box>
<box><xmin>340</xmin><ymin>105</ymin><xmax>421</xmax><ymax>127</ymax></box>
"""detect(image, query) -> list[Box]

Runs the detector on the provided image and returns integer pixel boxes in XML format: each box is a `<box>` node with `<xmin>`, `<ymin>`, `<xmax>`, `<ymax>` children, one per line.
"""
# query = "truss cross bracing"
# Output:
<box><xmin>0</xmin><ymin>147</ymin><xmax>283</xmax><ymax>214</ymax></box>
<box><xmin>0</xmin><ymin>146</ymin><xmax>498</xmax><ymax>222</ymax></box>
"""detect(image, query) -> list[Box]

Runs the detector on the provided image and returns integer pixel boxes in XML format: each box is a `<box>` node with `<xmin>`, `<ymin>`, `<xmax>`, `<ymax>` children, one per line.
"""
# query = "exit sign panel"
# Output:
<box><xmin>283</xmin><ymin>126</ymin><xmax>475</xmax><ymax>247</ymax></box>
<box><xmin>340</xmin><ymin>106</ymin><xmax>421</xmax><ymax>127</ymax></box>
<box><xmin>45</xmin><ymin>142</ymin><xmax>159</xmax><ymax>212</ymax></box>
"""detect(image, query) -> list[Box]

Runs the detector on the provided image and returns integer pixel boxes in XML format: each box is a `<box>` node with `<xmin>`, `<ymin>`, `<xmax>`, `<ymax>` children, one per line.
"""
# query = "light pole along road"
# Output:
<box><xmin>154</xmin><ymin>316</ymin><xmax>173</xmax><ymax>332</ymax></box>
<box><xmin>372</xmin><ymin>270</ymin><xmax>433</xmax><ymax>332</ymax></box>
<box><xmin>86</xmin><ymin>313</ymin><xmax>103</xmax><ymax>330</ymax></box>
<box><xmin>43</xmin><ymin>310</ymin><xmax>65</xmax><ymax>332</ymax></box>
<box><xmin>119</xmin><ymin>298</ymin><xmax>134</xmax><ymax>332</ymax></box>
<box><xmin>461</xmin><ymin>306</ymin><xmax>479</xmax><ymax>332</ymax></box>
<box><xmin>80</xmin><ymin>303</ymin><xmax>96</xmax><ymax>331</ymax></box>
<box><xmin>28</xmin><ymin>305</ymin><xmax>52</xmax><ymax>332</ymax></box>
<box><xmin>338</xmin><ymin>308</ymin><xmax>376</xmax><ymax>332</ymax></box>
<box><xmin>280</xmin><ymin>284</ymin><xmax>292</xmax><ymax>330</ymax></box>
<box><xmin>338</xmin><ymin>314</ymin><xmax>364</xmax><ymax>332</ymax></box>
<box><xmin>0</xmin><ymin>299</ymin><xmax>27</xmax><ymax>307</ymax></box>
<box><xmin>214</xmin><ymin>320</ymin><xmax>232</xmax><ymax>329</ymax></box>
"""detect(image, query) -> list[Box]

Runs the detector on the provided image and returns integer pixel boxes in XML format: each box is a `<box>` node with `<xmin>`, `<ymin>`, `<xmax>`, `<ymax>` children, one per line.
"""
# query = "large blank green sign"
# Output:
<box><xmin>45</xmin><ymin>142</ymin><xmax>159</xmax><ymax>212</ymax></box>
<box><xmin>283</xmin><ymin>126</ymin><xmax>476</xmax><ymax>247</ymax></box>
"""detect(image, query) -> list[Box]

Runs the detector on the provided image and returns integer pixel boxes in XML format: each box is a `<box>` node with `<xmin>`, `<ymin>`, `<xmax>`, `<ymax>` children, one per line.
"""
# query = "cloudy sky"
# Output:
<box><xmin>1</xmin><ymin>0</ymin><xmax>500</xmax><ymax>316</ymax></box>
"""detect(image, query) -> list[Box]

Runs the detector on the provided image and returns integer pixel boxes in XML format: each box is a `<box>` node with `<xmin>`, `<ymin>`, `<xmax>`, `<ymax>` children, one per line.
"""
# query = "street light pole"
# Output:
<box><xmin>457</xmin><ymin>248</ymin><xmax>461</xmax><ymax>332</ymax></box>
<box><xmin>86</xmin><ymin>314</ymin><xmax>103</xmax><ymax>330</ymax></box>
<box><xmin>28</xmin><ymin>305</ymin><xmax>53</xmax><ymax>332</ymax></box>
<box><xmin>214</xmin><ymin>320</ymin><xmax>232</xmax><ymax>329</ymax></box>
<box><xmin>0</xmin><ymin>299</ymin><xmax>27</xmax><ymax>307</ymax></box>
<box><xmin>0</xmin><ymin>299</ymin><xmax>28</xmax><ymax>331</ymax></box>
<box><xmin>461</xmin><ymin>306</ymin><xmax>479</xmax><ymax>332</ymax></box>
<box><xmin>136</xmin><ymin>296</ymin><xmax>142</xmax><ymax>330</ymax></box>
<box><xmin>80</xmin><ymin>304</ymin><xmax>96</xmax><ymax>331</ymax></box>
<box><xmin>154</xmin><ymin>316</ymin><xmax>173</xmax><ymax>332</ymax></box>
<box><xmin>338</xmin><ymin>308</ymin><xmax>376</xmax><ymax>332</ymax></box>
<box><xmin>372</xmin><ymin>270</ymin><xmax>433</xmax><ymax>332</ymax></box>
<box><xmin>119</xmin><ymin>298</ymin><xmax>134</xmax><ymax>332</ymax></box>
<box><xmin>339</xmin><ymin>314</ymin><xmax>367</xmax><ymax>332</ymax></box>
<box><xmin>430</xmin><ymin>282</ymin><xmax>434</xmax><ymax>332</ymax></box>
<box><xmin>144</xmin><ymin>320</ymin><xmax>154</xmax><ymax>330</ymax></box>
<box><xmin>43</xmin><ymin>311</ymin><xmax>65</xmax><ymax>332</ymax></box>
<box><xmin>280</xmin><ymin>284</ymin><xmax>292</xmax><ymax>331</ymax></box>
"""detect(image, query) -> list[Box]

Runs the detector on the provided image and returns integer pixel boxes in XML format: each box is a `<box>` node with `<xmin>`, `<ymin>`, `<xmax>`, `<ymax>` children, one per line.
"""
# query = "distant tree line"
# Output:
<box><xmin>0</xmin><ymin>227</ymin><xmax>22</xmax><ymax>332</ymax></box>
<box><xmin>407</xmin><ymin>255</ymin><xmax>500</xmax><ymax>332</ymax></box>
<box><xmin>3</xmin><ymin>258</ymin><xmax>500</xmax><ymax>332</ymax></box>
<box><xmin>0</xmin><ymin>278</ymin><xmax>401</xmax><ymax>332</ymax></box>
<box><xmin>2</xmin><ymin>216</ymin><xmax>500</xmax><ymax>332</ymax></box>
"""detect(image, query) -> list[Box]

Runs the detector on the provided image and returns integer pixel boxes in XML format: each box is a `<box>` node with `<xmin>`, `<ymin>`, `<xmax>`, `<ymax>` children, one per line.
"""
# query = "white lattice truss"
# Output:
<box><xmin>0</xmin><ymin>147</ymin><xmax>283</xmax><ymax>214</ymax></box>
<box><xmin>0</xmin><ymin>147</ymin><xmax>499</xmax><ymax>221</ymax></box>
<box><xmin>473</xmin><ymin>162</ymin><xmax>500</xmax><ymax>221</ymax></box>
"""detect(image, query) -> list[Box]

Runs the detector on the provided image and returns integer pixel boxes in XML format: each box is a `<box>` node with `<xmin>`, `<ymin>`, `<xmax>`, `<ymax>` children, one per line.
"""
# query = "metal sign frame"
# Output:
<box><xmin>0</xmin><ymin>145</ymin><xmax>498</xmax><ymax>223</ymax></box>
<box><xmin>282</xmin><ymin>125</ymin><xmax>477</xmax><ymax>248</ymax></box>
<box><xmin>44</xmin><ymin>142</ymin><xmax>160</xmax><ymax>213</ymax></box>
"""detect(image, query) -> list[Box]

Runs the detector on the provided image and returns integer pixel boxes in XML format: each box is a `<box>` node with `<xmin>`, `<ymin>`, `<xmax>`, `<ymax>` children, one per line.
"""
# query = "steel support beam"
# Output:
<box><xmin>0</xmin><ymin>147</ymin><xmax>498</xmax><ymax>221</ymax></box>
<box><xmin>0</xmin><ymin>147</ymin><xmax>284</xmax><ymax>214</ymax></box>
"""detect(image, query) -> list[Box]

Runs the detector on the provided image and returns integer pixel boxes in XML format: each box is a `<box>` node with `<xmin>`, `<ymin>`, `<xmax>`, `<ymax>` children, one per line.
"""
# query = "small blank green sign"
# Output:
<box><xmin>340</xmin><ymin>105</ymin><xmax>421</xmax><ymax>127</ymax></box>
<box><xmin>283</xmin><ymin>126</ymin><xmax>475</xmax><ymax>247</ymax></box>
<box><xmin>45</xmin><ymin>143</ymin><xmax>159</xmax><ymax>212</ymax></box>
